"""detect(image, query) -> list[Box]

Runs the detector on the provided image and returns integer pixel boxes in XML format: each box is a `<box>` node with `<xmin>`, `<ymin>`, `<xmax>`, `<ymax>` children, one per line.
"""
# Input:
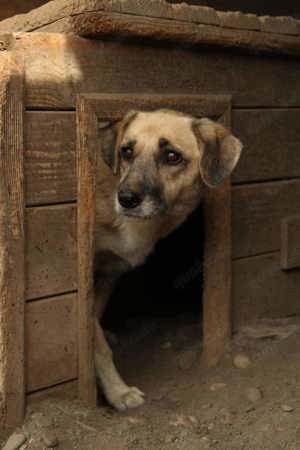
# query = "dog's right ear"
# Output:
<box><xmin>99</xmin><ymin>110</ymin><xmax>138</xmax><ymax>175</ymax></box>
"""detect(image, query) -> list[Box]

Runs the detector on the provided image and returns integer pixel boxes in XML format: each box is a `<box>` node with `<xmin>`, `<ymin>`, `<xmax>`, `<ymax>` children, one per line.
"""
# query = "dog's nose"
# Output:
<box><xmin>118</xmin><ymin>190</ymin><xmax>143</xmax><ymax>209</ymax></box>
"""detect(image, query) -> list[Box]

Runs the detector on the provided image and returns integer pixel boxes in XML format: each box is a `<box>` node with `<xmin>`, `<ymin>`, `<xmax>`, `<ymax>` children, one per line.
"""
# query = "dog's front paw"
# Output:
<box><xmin>108</xmin><ymin>386</ymin><xmax>145</xmax><ymax>411</ymax></box>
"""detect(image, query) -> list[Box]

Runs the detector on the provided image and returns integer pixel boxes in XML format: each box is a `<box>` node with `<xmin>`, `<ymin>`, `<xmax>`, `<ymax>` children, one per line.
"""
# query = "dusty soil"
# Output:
<box><xmin>1</xmin><ymin>315</ymin><xmax>300</xmax><ymax>450</ymax></box>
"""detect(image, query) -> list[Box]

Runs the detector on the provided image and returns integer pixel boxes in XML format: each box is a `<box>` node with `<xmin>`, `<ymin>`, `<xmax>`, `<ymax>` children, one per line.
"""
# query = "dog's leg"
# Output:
<box><xmin>94</xmin><ymin>281</ymin><xmax>145</xmax><ymax>411</ymax></box>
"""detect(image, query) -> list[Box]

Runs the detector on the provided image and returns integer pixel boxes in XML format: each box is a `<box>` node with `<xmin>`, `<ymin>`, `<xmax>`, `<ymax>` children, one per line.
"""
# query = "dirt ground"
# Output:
<box><xmin>1</xmin><ymin>314</ymin><xmax>300</xmax><ymax>450</ymax></box>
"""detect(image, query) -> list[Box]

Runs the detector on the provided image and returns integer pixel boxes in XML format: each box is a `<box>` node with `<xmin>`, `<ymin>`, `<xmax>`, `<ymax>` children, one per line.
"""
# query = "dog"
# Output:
<box><xmin>93</xmin><ymin>109</ymin><xmax>242</xmax><ymax>411</ymax></box>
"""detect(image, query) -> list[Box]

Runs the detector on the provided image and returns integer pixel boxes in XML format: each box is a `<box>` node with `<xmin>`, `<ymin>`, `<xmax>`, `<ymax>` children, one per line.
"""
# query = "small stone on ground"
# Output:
<box><xmin>2</xmin><ymin>432</ymin><xmax>27</xmax><ymax>450</ymax></box>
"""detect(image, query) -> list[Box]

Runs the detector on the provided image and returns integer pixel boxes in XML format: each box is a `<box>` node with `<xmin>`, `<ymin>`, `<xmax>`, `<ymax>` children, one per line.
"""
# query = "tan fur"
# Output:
<box><xmin>93</xmin><ymin>109</ymin><xmax>242</xmax><ymax>411</ymax></box>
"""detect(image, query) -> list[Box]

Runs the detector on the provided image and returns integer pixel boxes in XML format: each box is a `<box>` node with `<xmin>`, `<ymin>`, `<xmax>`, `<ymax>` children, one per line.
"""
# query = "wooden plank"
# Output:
<box><xmin>281</xmin><ymin>215</ymin><xmax>300</xmax><ymax>270</ymax></box>
<box><xmin>25</xmin><ymin>204</ymin><xmax>77</xmax><ymax>300</ymax></box>
<box><xmin>25</xmin><ymin>111</ymin><xmax>76</xmax><ymax>205</ymax></box>
<box><xmin>77</xmin><ymin>95</ymin><xmax>97</xmax><ymax>405</ymax></box>
<box><xmin>1</xmin><ymin>0</ymin><xmax>300</xmax><ymax>56</ymax></box>
<box><xmin>86</xmin><ymin>93</ymin><xmax>231</xmax><ymax>120</ymax></box>
<box><xmin>202</xmin><ymin>180</ymin><xmax>232</xmax><ymax>366</ymax></box>
<box><xmin>13</xmin><ymin>34</ymin><xmax>300</xmax><ymax>109</ymax></box>
<box><xmin>0</xmin><ymin>51</ymin><xmax>25</xmax><ymax>427</ymax></box>
<box><xmin>69</xmin><ymin>11</ymin><xmax>300</xmax><ymax>57</ymax></box>
<box><xmin>233</xmin><ymin>252</ymin><xmax>300</xmax><ymax>329</ymax></box>
<box><xmin>232</xmin><ymin>180</ymin><xmax>300</xmax><ymax>259</ymax></box>
<box><xmin>25</xmin><ymin>294</ymin><xmax>78</xmax><ymax>392</ymax></box>
<box><xmin>202</xmin><ymin>107</ymin><xmax>232</xmax><ymax>367</ymax></box>
<box><xmin>233</xmin><ymin>109</ymin><xmax>300</xmax><ymax>183</ymax></box>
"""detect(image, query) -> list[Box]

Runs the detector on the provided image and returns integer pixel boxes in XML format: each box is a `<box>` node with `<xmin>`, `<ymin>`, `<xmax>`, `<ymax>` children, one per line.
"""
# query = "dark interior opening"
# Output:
<box><xmin>103</xmin><ymin>204</ymin><xmax>204</xmax><ymax>341</ymax></box>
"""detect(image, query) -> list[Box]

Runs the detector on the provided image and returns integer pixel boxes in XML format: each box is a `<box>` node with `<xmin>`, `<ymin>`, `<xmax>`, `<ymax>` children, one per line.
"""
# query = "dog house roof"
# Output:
<box><xmin>0</xmin><ymin>0</ymin><xmax>300</xmax><ymax>56</ymax></box>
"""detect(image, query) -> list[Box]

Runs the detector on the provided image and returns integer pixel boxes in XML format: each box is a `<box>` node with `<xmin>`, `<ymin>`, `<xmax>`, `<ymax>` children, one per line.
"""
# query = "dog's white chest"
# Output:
<box><xmin>97</xmin><ymin>220</ymin><xmax>155</xmax><ymax>268</ymax></box>
<box><xmin>116</xmin><ymin>222</ymin><xmax>155</xmax><ymax>266</ymax></box>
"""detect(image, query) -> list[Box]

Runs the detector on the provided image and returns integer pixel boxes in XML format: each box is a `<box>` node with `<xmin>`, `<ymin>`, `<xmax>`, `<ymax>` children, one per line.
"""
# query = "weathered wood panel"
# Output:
<box><xmin>86</xmin><ymin>93</ymin><xmax>231</xmax><ymax>120</ymax></box>
<box><xmin>25</xmin><ymin>111</ymin><xmax>76</xmax><ymax>205</ymax></box>
<box><xmin>2</xmin><ymin>0</ymin><xmax>300</xmax><ymax>56</ymax></box>
<box><xmin>232</xmin><ymin>180</ymin><xmax>300</xmax><ymax>259</ymax></box>
<box><xmin>69</xmin><ymin>11</ymin><xmax>300</xmax><ymax>57</ymax></box>
<box><xmin>25</xmin><ymin>204</ymin><xmax>77</xmax><ymax>300</ymax></box>
<box><xmin>281</xmin><ymin>215</ymin><xmax>300</xmax><ymax>270</ymax></box>
<box><xmin>202</xmin><ymin>107</ymin><xmax>232</xmax><ymax>367</ymax></box>
<box><xmin>202</xmin><ymin>180</ymin><xmax>232</xmax><ymax>367</ymax></box>
<box><xmin>233</xmin><ymin>252</ymin><xmax>300</xmax><ymax>328</ymax></box>
<box><xmin>233</xmin><ymin>109</ymin><xmax>300</xmax><ymax>183</ymax></box>
<box><xmin>0</xmin><ymin>51</ymin><xmax>25</xmax><ymax>427</ymax></box>
<box><xmin>77</xmin><ymin>94</ymin><xmax>97</xmax><ymax>406</ymax></box>
<box><xmin>25</xmin><ymin>294</ymin><xmax>77</xmax><ymax>392</ymax></box>
<box><xmin>13</xmin><ymin>34</ymin><xmax>300</xmax><ymax>109</ymax></box>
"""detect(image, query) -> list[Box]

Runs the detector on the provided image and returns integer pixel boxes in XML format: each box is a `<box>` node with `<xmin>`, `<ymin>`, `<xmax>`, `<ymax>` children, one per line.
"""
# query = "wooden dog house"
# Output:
<box><xmin>1</xmin><ymin>0</ymin><xmax>300</xmax><ymax>428</ymax></box>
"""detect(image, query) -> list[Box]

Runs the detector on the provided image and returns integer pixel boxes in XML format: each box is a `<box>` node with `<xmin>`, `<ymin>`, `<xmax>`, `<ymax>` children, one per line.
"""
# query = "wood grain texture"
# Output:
<box><xmin>77</xmin><ymin>95</ymin><xmax>97</xmax><ymax>405</ymax></box>
<box><xmin>25</xmin><ymin>294</ymin><xmax>78</xmax><ymax>392</ymax></box>
<box><xmin>232</xmin><ymin>180</ymin><xmax>300</xmax><ymax>259</ymax></box>
<box><xmin>281</xmin><ymin>215</ymin><xmax>300</xmax><ymax>270</ymax></box>
<box><xmin>69</xmin><ymin>11</ymin><xmax>300</xmax><ymax>57</ymax></box>
<box><xmin>13</xmin><ymin>34</ymin><xmax>300</xmax><ymax>109</ymax></box>
<box><xmin>233</xmin><ymin>109</ymin><xmax>300</xmax><ymax>183</ymax></box>
<box><xmin>0</xmin><ymin>51</ymin><xmax>25</xmax><ymax>427</ymax></box>
<box><xmin>202</xmin><ymin>180</ymin><xmax>232</xmax><ymax>366</ymax></box>
<box><xmin>233</xmin><ymin>252</ymin><xmax>300</xmax><ymax>329</ymax></box>
<box><xmin>202</xmin><ymin>108</ymin><xmax>232</xmax><ymax>367</ymax></box>
<box><xmin>85</xmin><ymin>93</ymin><xmax>231</xmax><ymax>120</ymax></box>
<box><xmin>25</xmin><ymin>111</ymin><xmax>76</xmax><ymax>205</ymax></box>
<box><xmin>25</xmin><ymin>204</ymin><xmax>77</xmax><ymax>300</ymax></box>
<box><xmin>1</xmin><ymin>0</ymin><xmax>300</xmax><ymax>56</ymax></box>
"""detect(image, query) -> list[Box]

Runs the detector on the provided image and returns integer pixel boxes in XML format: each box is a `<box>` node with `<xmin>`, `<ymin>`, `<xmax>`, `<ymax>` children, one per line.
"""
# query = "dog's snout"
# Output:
<box><xmin>118</xmin><ymin>190</ymin><xmax>143</xmax><ymax>209</ymax></box>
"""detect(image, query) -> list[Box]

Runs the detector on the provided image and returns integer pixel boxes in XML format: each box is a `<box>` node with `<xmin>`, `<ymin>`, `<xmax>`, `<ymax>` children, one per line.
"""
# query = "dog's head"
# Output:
<box><xmin>100</xmin><ymin>109</ymin><xmax>242</xmax><ymax>219</ymax></box>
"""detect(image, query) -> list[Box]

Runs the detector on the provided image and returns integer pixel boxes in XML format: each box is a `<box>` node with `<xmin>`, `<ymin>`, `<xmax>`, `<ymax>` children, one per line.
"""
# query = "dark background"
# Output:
<box><xmin>0</xmin><ymin>0</ymin><xmax>299</xmax><ymax>21</ymax></box>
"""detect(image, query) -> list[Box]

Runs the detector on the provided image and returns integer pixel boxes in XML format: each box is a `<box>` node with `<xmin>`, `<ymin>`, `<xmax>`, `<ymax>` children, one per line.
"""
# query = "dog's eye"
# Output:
<box><xmin>120</xmin><ymin>146</ymin><xmax>134</xmax><ymax>161</ymax></box>
<box><xmin>165</xmin><ymin>150</ymin><xmax>183</xmax><ymax>165</ymax></box>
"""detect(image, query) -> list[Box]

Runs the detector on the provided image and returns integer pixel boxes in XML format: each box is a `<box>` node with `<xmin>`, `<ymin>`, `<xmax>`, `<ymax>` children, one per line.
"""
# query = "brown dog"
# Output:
<box><xmin>94</xmin><ymin>109</ymin><xmax>242</xmax><ymax>411</ymax></box>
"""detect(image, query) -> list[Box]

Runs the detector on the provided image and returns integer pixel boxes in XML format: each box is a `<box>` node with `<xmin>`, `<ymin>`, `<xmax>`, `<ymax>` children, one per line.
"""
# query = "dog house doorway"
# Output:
<box><xmin>77</xmin><ymin>93</ymin><xmax>232</xmax><ymax>405</ymax></box>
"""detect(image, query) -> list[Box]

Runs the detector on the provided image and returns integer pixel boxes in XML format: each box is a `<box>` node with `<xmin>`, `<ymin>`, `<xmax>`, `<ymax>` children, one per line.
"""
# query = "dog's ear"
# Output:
<box><xmin>192</xmin><ymin>118</ymin><xmax>242</xmax><ymax>187</ymax></box>
<box><xmin>99</xmin><ymin>110</ymin><xmax>138</xmax><ymax>175</ymax></box>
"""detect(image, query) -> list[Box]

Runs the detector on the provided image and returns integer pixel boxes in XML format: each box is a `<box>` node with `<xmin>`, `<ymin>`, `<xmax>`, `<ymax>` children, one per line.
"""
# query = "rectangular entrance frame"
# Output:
<box><xmin>77</xmin><ymin>93</ymin><xmax>232</xmax><ymax>405</ymax></box>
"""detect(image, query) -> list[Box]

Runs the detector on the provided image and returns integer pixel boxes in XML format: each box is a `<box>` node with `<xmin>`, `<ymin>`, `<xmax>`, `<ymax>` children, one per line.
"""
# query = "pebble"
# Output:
<box><xmin>2</xmin><ymin>432</ymin><xmax>27</xmax><ymax>450</ymax></box>
<box><xmin>233</xmin><ymin>353</ymin><xmax>251</xmax><ymax>369</ymax></box>
<box><xmin>41</xmin><ymin>430</ymin><xmax>59</xmax><ymax>448</ymax></box>
<box><xmin>281</xmin><ymin>404</ymin><xmax>294</xmax><ymax>412</ymax></box>
<box><xmin>178</xmin><ymin>350</ymin><xmax>197</xmax><ymax>370</ymax></box>
<box><xmin>245</xmin><ymin>387</ymin><xmax>263</xmax><ymax>403</ymax></box>
<box><xmin>245</xmin><ymin>405</ymin><xmax>256</xmax><ymax>413</ymax></box>
<box><xmin>210</xmin><ymin>382</ymin><xmax>227</xmax><ymax>392</ymax></box>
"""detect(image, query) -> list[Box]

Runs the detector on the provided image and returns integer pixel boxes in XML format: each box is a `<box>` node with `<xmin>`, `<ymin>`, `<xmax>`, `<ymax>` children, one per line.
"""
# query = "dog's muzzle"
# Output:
<box><xmin>118</xmin><ymin>190</ymin><xmax>143</xmax><ymax>210</ymax></box>
<box><xmin>117</xmin><ymin>187</ymin><xmax>166</xmax><ymax>219</ymax></box>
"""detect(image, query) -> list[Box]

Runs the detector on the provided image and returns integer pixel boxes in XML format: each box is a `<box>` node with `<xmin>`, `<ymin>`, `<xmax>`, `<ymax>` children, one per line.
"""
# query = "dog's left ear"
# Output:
<box><xmin>99</xmin><ymin>110</ymin><xmax>138</xmax><ymax>175</ymax></box>
<box><xmin>192</xmin><ymin>118</ymin><xmax>243</xmax><ymax>187</ymax></box>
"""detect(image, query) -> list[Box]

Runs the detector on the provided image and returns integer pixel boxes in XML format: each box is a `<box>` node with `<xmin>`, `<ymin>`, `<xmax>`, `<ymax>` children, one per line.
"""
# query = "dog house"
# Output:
<box><xmin>0</xmin><ymin>0</ymin><xmax>300</xmax><ymax>429</ymax></box>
